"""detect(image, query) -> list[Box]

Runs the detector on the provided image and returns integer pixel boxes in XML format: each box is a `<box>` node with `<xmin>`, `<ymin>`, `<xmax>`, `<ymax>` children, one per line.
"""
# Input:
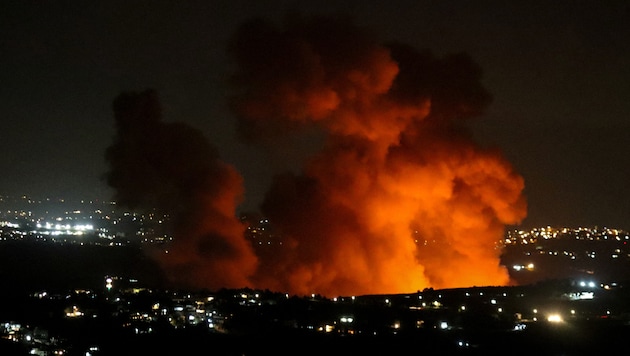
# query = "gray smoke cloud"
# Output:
<box><xmin>105</xmin><ymin>89</ymin><xmax>258</xmax><ymax>290</ymax></box>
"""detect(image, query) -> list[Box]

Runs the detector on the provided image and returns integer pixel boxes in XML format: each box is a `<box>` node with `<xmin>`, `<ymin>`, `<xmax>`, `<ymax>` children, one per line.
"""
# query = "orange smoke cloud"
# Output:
<box><xmin>105</xmin><ymin>15</ymin><xmax>527</xmax><ymax>297</ymax></box>
<box><xmin>105</xmin><ymin>90</ymin><xmax>258</xmax><ymax>290</ymax></box>
<box><xmin>229</xmin><ymin>15</ymin><xmax>527</xmax><ymax>296</ymax></box>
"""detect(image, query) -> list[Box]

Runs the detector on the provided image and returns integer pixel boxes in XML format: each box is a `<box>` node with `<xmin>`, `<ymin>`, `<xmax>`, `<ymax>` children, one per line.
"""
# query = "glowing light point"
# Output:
<box><xmin>105</xmin><ymin>277</ymin><xmax>113</xmax><ymax>291</ymax></box>
<box><xmin>547</xmin><ymin>314</ymin><xmax>563</xmax><ymax>323</ymax></box>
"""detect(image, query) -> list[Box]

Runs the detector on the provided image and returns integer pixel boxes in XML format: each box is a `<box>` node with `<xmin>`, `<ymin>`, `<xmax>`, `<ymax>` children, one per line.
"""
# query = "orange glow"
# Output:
<box><xmin>108</xmin><ymin>16</ymin><xmax>529</xmax><ymax>297</ymax></box>
<box><xmin>230</xmin><ymin>16</ymin><xmax>527</xmax><ymax>296</ymax></box>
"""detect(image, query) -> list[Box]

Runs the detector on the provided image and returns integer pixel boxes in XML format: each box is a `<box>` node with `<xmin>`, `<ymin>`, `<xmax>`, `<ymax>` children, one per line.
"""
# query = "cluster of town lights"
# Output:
<box><xmin>35</xmin><ymin>222</ymin><xmax>94</xmax><ymax>236</ymax></box>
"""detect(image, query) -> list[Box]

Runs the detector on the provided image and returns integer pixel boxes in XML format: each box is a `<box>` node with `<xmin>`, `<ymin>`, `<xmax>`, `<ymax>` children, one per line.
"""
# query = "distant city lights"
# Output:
<box><xmin>547</xmin><ymin>314</ymin><xmax>563</xmax><ymax>323</ymax></box>
<box><xmin>35</xmin><ymin>222</ymin><xmax>94</xmax><ymax>236</ymax></box>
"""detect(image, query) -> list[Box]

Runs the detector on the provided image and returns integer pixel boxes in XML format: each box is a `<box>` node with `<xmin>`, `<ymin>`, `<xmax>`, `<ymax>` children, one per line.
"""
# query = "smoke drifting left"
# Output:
<box><xmin>105</xmin><ymin>14</ymin><xmax>527</xmax><ymax>297</ymax></box>
<box><xmin>105</xmin><ymin>90</ymin><xmax>257</xmax><ymax>290</ymax></box>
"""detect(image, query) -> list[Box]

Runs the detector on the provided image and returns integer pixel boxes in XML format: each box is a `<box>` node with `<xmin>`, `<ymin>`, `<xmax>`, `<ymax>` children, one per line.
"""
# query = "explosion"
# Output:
<box><xmin>228</xmin><ymin>15</ymin><xmax>526</xmax><ymax>296</ymax></box>
<box><xmin>105</xmin><ymin>15</ymin><xmax>526</xmax><ymax>297</ymax></box>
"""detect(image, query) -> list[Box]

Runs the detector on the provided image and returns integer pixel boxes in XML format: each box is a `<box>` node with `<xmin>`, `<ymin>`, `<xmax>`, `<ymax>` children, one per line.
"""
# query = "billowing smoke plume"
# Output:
<box><xmin>229</xmin><ymin>15</ymin><xmax>527</xmax><ymax>296</ymax></box>
<box><xmin>105</xmin><ymin>89</ymin><xmax>258</xmax><ymax>290</ymax></box>
<box><xmin>104</xmin><ymin>15</ymin><xmax>527</xmax><ymax>297</ymax></box>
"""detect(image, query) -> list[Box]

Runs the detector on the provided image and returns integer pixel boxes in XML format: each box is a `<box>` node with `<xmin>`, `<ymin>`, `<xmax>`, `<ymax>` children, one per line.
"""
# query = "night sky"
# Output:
<box><xmin>2</xmin><ymin>0</ymin><xmax>629</xmax><ymax>231</ymax></box>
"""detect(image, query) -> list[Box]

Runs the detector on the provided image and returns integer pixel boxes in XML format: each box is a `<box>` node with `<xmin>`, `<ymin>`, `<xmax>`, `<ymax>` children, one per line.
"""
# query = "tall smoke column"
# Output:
<box><xmin>229</xmin><ymin>15</ymin><xmax>527</xmax><ymax>297</ymax></box>
<box><xmin>105</xmin><ymin>89</ymin><xmax>258</xmax><ymax>290</ymax></box>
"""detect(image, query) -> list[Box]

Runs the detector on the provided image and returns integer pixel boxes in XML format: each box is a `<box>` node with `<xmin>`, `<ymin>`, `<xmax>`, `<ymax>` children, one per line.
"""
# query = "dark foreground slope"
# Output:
<box><xmin>0</xmin><ymin>241</ymin><xmax>165</xmax><ymax>296</ymax></box>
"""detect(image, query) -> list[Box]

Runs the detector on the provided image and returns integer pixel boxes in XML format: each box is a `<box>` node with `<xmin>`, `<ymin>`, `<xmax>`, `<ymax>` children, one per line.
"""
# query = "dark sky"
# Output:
<box><xmin>1</xmin><ymin>0</ymin><xmax>629</xmax><ymax>230</ymax></box>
